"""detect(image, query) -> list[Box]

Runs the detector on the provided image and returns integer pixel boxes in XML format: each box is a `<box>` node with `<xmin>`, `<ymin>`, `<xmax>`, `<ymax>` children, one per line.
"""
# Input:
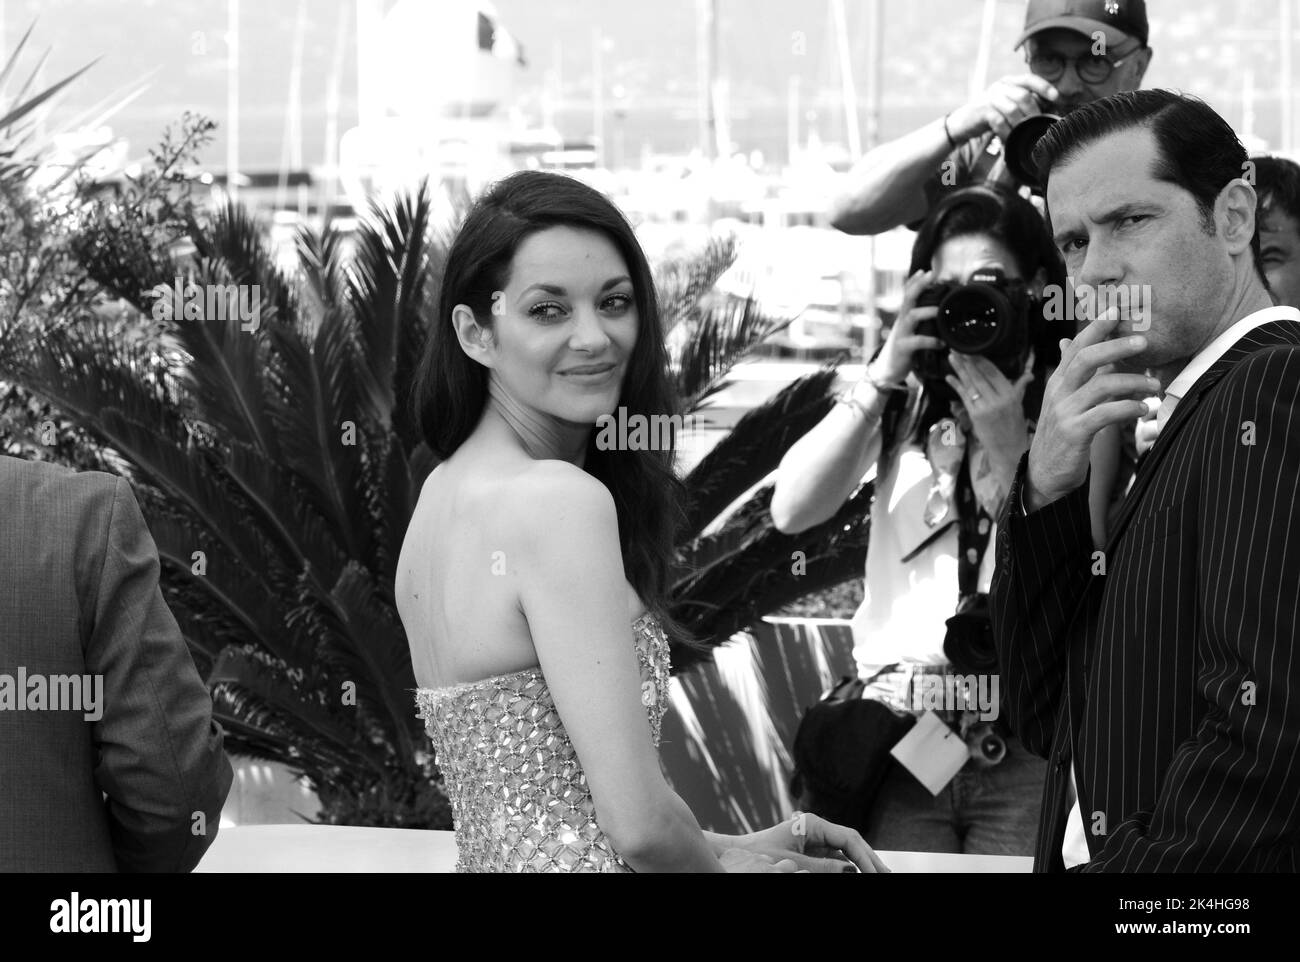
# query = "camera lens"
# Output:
<box><xmin>1004</xmin><ymin>113</ymin><xmax>1060</xmax><ymax>192</ymax></box>
<box><xmin>980</xmin><ymin>731</ymin><xmax>1006</xmax><ymax>764</ymax></box>
<box><xmin>939</xmin><ymin>289</ymin><xmax>1004</xmax><ymax>353</ymax></box>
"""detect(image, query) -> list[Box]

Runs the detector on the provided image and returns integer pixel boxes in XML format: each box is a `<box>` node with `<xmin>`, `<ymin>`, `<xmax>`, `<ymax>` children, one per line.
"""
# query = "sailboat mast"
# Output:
<box><xmin>697</xmin><ymin>0</ymin><xmax>719</xmax><ymax>160</ymax></box>
<box><xmin>227</xmin><ymin>0</ymin><xmax>240</xmax><ymax>200</ymax></box>
<box><xmin>830</xmin><ymin>0</ymin><xmax>860</xmax><ymax>161</ymax></box>
<box><xmin>1283</xmin><ymin>0</ymin><xmax>1294</xmax><ymax>151</ymax></box>
<box><xmin>277</xmin><ymin>0</ymin><xmax>307</xmax><ymax>214</ymax></box>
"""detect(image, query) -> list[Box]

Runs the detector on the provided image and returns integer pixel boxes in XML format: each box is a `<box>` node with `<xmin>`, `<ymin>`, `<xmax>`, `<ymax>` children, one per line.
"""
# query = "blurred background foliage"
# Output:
<box><xmin>1</xmin><ymin>100</ymin><xmax>868</xmax><ymax>826</ymax></box>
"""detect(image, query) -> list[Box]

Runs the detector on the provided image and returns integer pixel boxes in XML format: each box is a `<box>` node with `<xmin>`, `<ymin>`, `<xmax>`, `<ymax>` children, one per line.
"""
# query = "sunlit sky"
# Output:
<box><xmin>13</xmin><ymin>0</ymin><xmax>1296</xmax><ymax>170</ymax></box>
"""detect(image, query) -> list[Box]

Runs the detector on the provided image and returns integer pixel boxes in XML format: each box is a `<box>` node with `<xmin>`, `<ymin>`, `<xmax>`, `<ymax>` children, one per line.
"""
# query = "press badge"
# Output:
<box><xmin>889</xmin><ymin>710</ymin><xmax>968</xmax><ymax>795</ymax></box>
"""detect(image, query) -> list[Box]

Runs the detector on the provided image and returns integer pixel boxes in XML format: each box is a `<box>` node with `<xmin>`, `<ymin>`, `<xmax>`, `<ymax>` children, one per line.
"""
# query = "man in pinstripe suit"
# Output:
<box><xmin>991</xmin><ymin>89</ymin><xmax>1300</xmax><ymax>871</ymax></box>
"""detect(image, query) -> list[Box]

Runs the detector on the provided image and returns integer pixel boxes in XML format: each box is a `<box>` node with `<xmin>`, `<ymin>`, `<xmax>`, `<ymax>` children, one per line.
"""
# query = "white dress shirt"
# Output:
<box><xmin>1058</xmin><ymin>303</ymin><xmax>1300</xmax><ymax>868</ymax></box>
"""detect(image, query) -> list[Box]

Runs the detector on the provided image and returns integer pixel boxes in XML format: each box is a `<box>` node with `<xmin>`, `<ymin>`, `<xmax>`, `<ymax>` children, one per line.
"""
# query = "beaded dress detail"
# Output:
<box><xmin>414</xmin><ymin>613</ymin><xmax>671</xmax><ymax>872</ymax></box>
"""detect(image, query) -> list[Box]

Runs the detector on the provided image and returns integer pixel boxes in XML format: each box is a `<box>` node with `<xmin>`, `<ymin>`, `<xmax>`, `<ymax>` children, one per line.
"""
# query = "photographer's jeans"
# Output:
<box><xmin>864</xmin><ymin>733</ymin><xmax>1046</xmax><ymax>856</ymax></box>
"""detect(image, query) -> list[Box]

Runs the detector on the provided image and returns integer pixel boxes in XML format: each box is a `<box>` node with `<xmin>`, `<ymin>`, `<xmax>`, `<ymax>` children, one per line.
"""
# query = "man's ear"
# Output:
<box><xmin>1132</xmin><ymin>46</ymin><xmax>1152</xmax><ymax>84</ymax></box>
<box><xmin>1219</xmin><ymin>179</ymin><xmax>1258</xmax><ymax>257</ymax></box>
<box><xmin>1027</xmin><ymin>267</ymin><xmax>1048</xmax><ymax>298</ymax></box>
<box><xmin>452</xmin><ymin>304</ymin><xmax>495</xmax><ymax>367</ymax></box>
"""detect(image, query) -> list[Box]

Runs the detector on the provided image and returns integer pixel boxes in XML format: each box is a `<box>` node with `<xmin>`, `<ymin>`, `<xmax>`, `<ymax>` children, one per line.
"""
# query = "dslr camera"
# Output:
<box><xmin>911</xmin><ymin>267</ymin><xmax>1037</xmax><ymax>403</ymax></box>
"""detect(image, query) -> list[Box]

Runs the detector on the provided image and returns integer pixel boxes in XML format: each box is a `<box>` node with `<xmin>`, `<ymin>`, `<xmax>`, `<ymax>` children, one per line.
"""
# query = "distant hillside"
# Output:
<box><xmin>24</xmin><ymin>0</ymin><xmax>1292</xmax><ymax>173</ymax></box>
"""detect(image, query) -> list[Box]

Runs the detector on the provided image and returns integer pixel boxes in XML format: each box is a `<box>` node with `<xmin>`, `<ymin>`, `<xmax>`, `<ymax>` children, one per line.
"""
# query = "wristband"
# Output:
<box><xmin>942</xmin><ymin>113</ymin><xmax>959</xmax><ymax>150</ymax></box>
<box><xmin>835</xmin><ymin>387</ymin><xmax>879</xmax><ymax>422</ymax></box>
<box><xmin>863</xmin><ymin>366</ymin><xmax>909</xmax><ymax>394</ymax></box>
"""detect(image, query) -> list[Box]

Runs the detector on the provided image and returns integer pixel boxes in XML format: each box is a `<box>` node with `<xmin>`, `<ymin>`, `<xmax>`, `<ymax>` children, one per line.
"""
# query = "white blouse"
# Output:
<box><xmin>850</xmin><ymin>441</ymin><xmax>997</xmax><ymax>680</ymax></box>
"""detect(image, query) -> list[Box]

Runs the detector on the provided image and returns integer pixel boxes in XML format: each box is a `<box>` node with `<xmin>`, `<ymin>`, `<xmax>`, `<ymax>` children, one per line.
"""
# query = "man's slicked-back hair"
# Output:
<box><xmin>1032</xmin><ymin>89</ymin><xmax>1264</xmax><ymax>276</ymax></box>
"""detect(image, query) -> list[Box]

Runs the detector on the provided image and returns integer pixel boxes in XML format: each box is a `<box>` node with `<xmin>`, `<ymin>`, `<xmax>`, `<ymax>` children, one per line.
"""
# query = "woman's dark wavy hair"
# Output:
<box><xmin>878</xmin><ymin>184</ymin><xmax>1069</xmax><ymax>468</ymax></box>
<box><xmin>411</xmin><ymin>170</ymin><xmax>686</xmax><ymax>625</ymax></box>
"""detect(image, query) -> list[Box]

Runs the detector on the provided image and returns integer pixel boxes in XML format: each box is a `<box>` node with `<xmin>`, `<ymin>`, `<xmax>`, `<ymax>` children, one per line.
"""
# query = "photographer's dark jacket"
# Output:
<box><xmin>991</xmin><ymin>311</ymin><xmax>1300</xmax><ymax>872</ymax></box>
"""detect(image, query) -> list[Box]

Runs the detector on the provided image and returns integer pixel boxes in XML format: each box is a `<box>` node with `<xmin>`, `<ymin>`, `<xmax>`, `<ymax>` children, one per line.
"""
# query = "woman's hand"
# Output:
<box><xmin>871</xmin><ymin>269</ymin><xmax>945</xmax><ymax>385</ymax></box>
<box><xmin>719</xmin><ymin>848</ymin><xmax>801</xmax><ymax>873</ymax></box>
<box><xmin>945</xmin><ymin>350</ymin><xmax>1035</xmax><ymax>471</ymax></box>
<box><xmin>734</xmin><ymin>812</ymin><xmax>891</xmax><ymax>874</ymax></box>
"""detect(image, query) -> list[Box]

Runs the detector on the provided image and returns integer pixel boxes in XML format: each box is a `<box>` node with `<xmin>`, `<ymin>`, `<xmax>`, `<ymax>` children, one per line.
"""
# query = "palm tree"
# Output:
<box><xmin>4</xmin><ymin>156</ymin><xmax>454</xmax><ymax>823</ymax></box>
<box><xmin>662</xmin><ymin>241</ymin><xmax>871</xmax><ymax>671</ymax></box>
<box><xmin>0</xmin><ymin>22</ymin><xmax>153</xmax><ymax>466</ymax></box>
<box><xmin>2</xmin><ymin>146</ymin><xmax>871</xmax><ymax>824</ymax></box>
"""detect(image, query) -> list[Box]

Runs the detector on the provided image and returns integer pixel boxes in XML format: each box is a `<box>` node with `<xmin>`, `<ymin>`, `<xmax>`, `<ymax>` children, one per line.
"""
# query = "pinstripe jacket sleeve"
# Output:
<box><xmin>990</xmin><ymin>458</ymin><xmax>1097</xmax><ymax>759</ymax></box>
<box><xmin>1081</xmin><ymin>345</ymin><xmax>1300</xmax><ymax>872</ymax></box>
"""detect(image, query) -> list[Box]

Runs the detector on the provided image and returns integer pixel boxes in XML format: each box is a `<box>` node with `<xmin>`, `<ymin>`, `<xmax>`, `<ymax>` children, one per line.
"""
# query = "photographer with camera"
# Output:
<box><xmin>829</xmin><ymin>0</ymin><xmax>1153</xmax><ymax>235</ymax></box>
<box><xmin>773</xmin><ymin>185</ymin><xmax>1094</xmax><ymax>855</ymax></box>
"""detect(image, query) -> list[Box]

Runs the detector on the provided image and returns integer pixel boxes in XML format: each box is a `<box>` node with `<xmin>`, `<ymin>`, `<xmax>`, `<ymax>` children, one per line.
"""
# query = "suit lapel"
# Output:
<box><xmin>1104</xmin><ymin>320</ymin><xmax>1300</xmax><ymax>555</ymax></box>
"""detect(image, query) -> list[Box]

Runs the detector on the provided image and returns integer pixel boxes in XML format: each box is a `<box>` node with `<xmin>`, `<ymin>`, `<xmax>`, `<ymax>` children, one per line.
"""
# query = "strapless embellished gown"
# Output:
<box><xmin>414</xmin><ymin>613</ymin><xmax>671</xmax><ymax>872</ymax></box>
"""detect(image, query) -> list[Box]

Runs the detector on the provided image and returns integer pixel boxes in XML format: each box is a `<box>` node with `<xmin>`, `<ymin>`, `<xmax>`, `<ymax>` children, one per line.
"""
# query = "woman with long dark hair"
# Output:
<box><xmin>398</xmin><ymin>171</ymin><xmax>886</xmax><ymax>873</ymax></box>
<box><xmin>773</xmin><ymin>184</ymin><xmax>1114</xmax><ymax>855</ymax></box>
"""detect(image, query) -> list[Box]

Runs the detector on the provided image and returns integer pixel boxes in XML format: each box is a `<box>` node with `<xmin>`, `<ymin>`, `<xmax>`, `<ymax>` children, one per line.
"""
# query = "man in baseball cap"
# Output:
<box><xmin>1016</xmin><ymin>0</ymin><xmax>1149</xmax><ymax>51</ymax></box>
<box><xmin>831</xmin><ymin>0</ymin><xmax>1153</xmax><ymax>235</ymax></box>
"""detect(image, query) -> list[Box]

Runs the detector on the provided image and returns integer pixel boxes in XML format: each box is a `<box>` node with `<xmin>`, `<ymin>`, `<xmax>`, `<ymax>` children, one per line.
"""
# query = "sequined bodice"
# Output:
<box><xmin>413</xmin><ymin>613</ymin><xmax>671</xmax><ymax>872</ymax></box>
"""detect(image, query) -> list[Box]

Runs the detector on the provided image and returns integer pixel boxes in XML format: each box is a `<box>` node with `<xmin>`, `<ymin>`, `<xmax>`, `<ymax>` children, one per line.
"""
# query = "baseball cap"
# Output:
<box><xmin>1015</xmin><ymin>0</ymin><xmax>1149</xmax><ymax>50</ymax></box>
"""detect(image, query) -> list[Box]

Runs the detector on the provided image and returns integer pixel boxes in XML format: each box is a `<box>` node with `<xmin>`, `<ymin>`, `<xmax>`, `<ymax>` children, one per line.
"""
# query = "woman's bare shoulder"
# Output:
<box><xmin>501</xmin><ymin>460</ymin><xmax>618</xmax><ymax>546</ymax></box>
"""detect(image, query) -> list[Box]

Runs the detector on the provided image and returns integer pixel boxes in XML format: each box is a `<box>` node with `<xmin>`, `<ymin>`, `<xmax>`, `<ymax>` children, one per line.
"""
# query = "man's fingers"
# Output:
<box><xmin>1079</xmin><ymin>372</ymin><xmax>1160</xmax><ymax>408</ymax></box>
<box><xmin>1009</xmin><ymin>73</ymin><xmax>1059</xmax><ymax>102</ymax></box>
<box><xmin>1061</xmin><ymin>335</ymin><xmax>1149</xmax><ymax>392</ymax></box>
<box><xmin>999</xmin><ymin>82</ymin><xmax>1042</xmax><ymax>121</ymax></box>
<box><xmin>1061</xmin><ymin>307</ymin><xmax>1126</xmax><ymax>370</ymax></box>
<box><xmin>985</xmin><ymin>100</ymin><xmax>1018</xmax><ymax>140</ymax></box>
<box><xmin>773</xmin><ymin>857</ymin><xmax>799</xmax><ymax>873</ymax></box>
<box><xmin>1081</xmin><ymin>399</ymin><xmax>1152</xmax><ymax>436</ymax></box>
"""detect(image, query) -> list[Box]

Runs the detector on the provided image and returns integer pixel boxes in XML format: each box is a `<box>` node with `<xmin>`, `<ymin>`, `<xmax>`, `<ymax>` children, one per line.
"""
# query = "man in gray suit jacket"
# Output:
<box><xmin>0</xmin><ymin>455</ymin><xmax>233</xmax><ymax>871</ymax></box>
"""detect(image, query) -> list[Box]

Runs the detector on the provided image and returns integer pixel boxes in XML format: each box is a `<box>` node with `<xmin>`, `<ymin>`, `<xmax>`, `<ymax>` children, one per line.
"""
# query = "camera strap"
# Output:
<box><xmin>895</xmin><ymin>443</ymin><xmax>992</xmax><ymax>594</ymax></box>
<box><xmin>955</xmin><ymin>443</ymin><xmax>993</xmax><ymax>599</ymax></box>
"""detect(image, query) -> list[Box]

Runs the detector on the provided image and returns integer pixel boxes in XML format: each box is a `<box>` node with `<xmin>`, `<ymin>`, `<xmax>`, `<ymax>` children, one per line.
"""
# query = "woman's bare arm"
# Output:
<box><xmin>511</xmin><ymin>462</ymin><xmax>724</xmax><ymax>872</ymax></box>
<box><xmin>770</xmin><ymin>377</ymin><xmax>889</xmax><ymax>534</ymax></box>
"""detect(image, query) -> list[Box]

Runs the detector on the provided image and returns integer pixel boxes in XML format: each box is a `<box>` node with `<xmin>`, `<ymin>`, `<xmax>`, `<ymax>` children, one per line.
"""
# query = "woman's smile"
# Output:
<box><xmin>558</xmin><ymin>361</ymin><xmax>619</xmax><ymax>386</ymax></box>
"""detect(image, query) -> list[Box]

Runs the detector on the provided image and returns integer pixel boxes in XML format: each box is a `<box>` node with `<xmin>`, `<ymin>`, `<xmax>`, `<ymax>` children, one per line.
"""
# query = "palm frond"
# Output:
<box><xmin>674</xmin><ymin>293</ymin><xmax>795</xmax><ymax>410</ymax></box>
<box><xmin>670</xmin><ymin>482</ymin><xmax>871</xmax><ymax>672</ymax></box>
<box><xmin>165</xmin><ymin>258</ymin><xmax>279</xmax><ymax>455</ymax></box>
<box><xmin>187</xmin><ymin>195</ymin><xmax>293</xmax><ymax>328</ymax></box>
<box><xmin>264</xmin><ymin>309</ymin><xmax>370</xmax><ymax>564</ymax></box>
<box><xmin>655</xmin><ymin>233</ymin><xmax>737</xmax><ymax>333</ymax></box>
<box><xmin>347</xmin><ymin>182</ymin><xmax>436</xmax><ymax>443</ymax></box>
<box><xmin>681</xmin><ymin>366</ymin><xmax>839</xmax><ymax>537</ymax></box>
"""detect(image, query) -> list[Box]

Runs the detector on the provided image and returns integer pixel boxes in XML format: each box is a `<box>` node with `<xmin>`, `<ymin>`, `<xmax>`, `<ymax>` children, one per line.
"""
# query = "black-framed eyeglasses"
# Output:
<box><xmin>1026</xmin><ymin>44</ymin><xmax>1142</xmax><ymax>84</ymax></box>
